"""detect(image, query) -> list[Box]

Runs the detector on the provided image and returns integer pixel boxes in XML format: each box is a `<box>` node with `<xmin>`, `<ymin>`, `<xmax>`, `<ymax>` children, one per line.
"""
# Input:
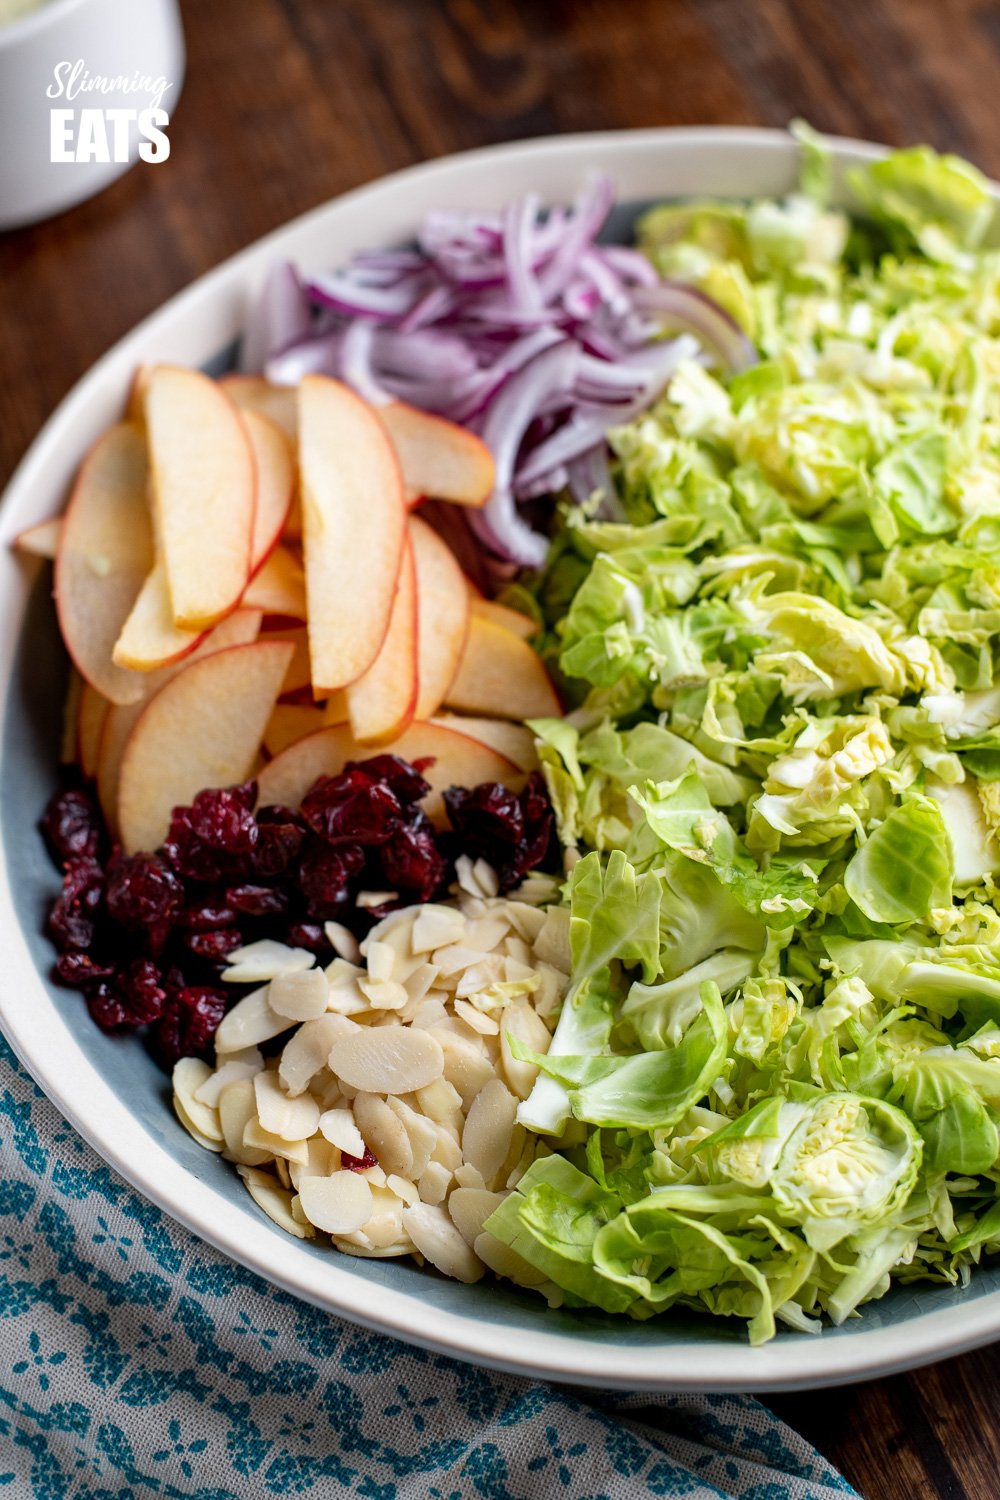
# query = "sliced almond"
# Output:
<box><xmin>174</xmin><ymin>1095</ymin><xmax>224</xmax><ymax>1153</ymax></box>
<box><xmin>532</xmin><ymin>906</ymin><xmax>571</xmax><ymax>970</ymax></box>
<box><xmin>254</xmin><ymin>1070</ymin><xmax>321</xmax><ymax>1141</ymax></box>
<box><xmin>414</xmin><ymin>1077</ymin><xmax>464</xmax><ymax>1124</ymax></box>
<box><xmin>432</xmin><ymin>1029</ymin><xmax>496</xmax><ymax>1108</ymax></box>
<box><xmin>240</xmin><ymin>1167</ymin><xmax>315</xmax><ymax>1239</ymax></box>
<box><xmin>324</xmin><ymin>921</ymin><xmax>362</xmax><ymax>963</ymax></box>
<box><xmin>318</xmin><ymin>1107</ymin><xmax>367</xmax><ymax>1159</ymax></box>
<box><xmin>222</xmin><ymin>939</ymin><xmax>315</xmax><ymax>983</ymax></box>
<box><xmin>353</xmin><ymin>1092</ymin><xmax>412</xmax><ymax>1178</ymax></box>
<box><xmin>358</xmin><ymin>977</ymin><xmax>409</xmax><ymax>1010</ymax></box>
<box><xmin>218</xmin><ymin>1079</ymin><xmax>272</xmax><ymax>1166</ymax></box>
<box><xmin>386</xmin><ymin>1096</ymin><xmax>437</xmax><ymax>1178</ymax></box>
<box><xmin>298</xmin><ymin>1171</ymin><xmax>373</xmax><ymax>1234</ymax></box>
<box><xmin>268</xmin><ymin>967</ymin><xmax>329</xmax><ymax>1022</ymax></box>
<box><xmin>243</xmin><ymin>1121</ymin><xmax>311</xmax><ymax>1165</ymax></box>
<box><xmin>416</xmin><ymin>1160</ymin><xmax>453</xmax><ymax>1206</ymax></box>
<box><xmin>365</xmin><ymin>940</ymin><xmax>396</xmax><ymax>982</ymax></box>
<box><xmin>279</xmin><ymin>1014</ymin><xmax>358</xmax><ymax>1096</ymax></box>
<box><xmin>454</xmin><ymin>999</ymin><xmax>500</xmax><ymax>1036</ymax></box>
<box><xmin>448</xmin><ymin>1186</ymin><xmax>506</xmax><ymax>1247</ymax></box>
<box><xmin>193</xmin><ymin>1057</ymin><xmax>261</xmax><ymax>1108</ymax></box>
<box><xmin>328</xmin><ymin>1025</ymin><xmax>443</xmax><ymax>1095</ymax></box>
<box><xmin>215</xmin><ymin>985</ymin><xmax>292</xmax><ymax>1054</ymax></box>
<box><xmin>462</xmin><ymin>1079</ymin><xmax>517</xmax><ymax>1188</ymax></box>
<box><xmin>499</xmin><ymin>995</ymin><xmax>553</xmax><ymax>1099</ymax></box>
<box><xmin>412</xmin><ymin>905</ymin><xmax>466</xmax><ymax>954</ymax></box>
<box><xmin>402</xmin><ymin>1202</ymin><xmax>484</xmax><ymax>1283</ymax></box>
<box><xmin>172</xmin><ymin>1058</ymin><xmax>224</xmax><ymax>1142</ymax></box>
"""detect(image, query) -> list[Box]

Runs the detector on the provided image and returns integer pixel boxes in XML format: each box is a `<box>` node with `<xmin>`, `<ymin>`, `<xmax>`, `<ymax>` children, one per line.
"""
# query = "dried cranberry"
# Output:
<box><xmin>379</xmin><ymin>821</ymin><xmax>447</xmax><ymax>901</ymax></box>
<box><xmin>346</xmin><ymin>755</ymin><xmax>431</xmax><ymax>804</ymax></box>
<box><xmin>284</xmin><ymin>921</ymin><xmax>331</xmax><ymax>956</ymax></box>
<box><xmin>252</xmin><ymin>807</ymin><xmax>306</xmax><ymax>879</ymax></box>
<box><xmin>340</xmin><ymin>1146</ymin><xmax>377</xmax><ymax>1172</ymax></box>
<box><xmin>300</xmin><ymin>770</ymin><xmax>402</xmax><ymax>847</ymax></box>
<box><xmin>41</xmin><ymin>786</ymin><xmax>102</xmax><ymax>866</ymax></box>
<box><xmin>296</xmin><ymin>841</ymin><xmax>365</xmax><ymax>917</ymax></box>
<box><xmin>86</xmin><ymin>984</ymin><xmax>130</xmax><ymax>1032</ymax></box>
<box><xmin>164</xmin><ymin>782</ymin><xmax>259</xmax><ymax>881</ymax></box>
<box><xmin>184</xmin><ymin>928</ymin><xmax>242</xmax><ymax>963</ymax></box>
<box><xmin>151</xmin><ymin>984</ymin><xmax>227</xmax><ymax>1067</ymax></box>
<box><xmin>226</xmin><ymin>884</ymin><xmax>288</xmax><ymax>918</ymax></box>
<box><xmin>177</xmin><ymin>898</ymin><xmax>237</xmax><ymax>932</ymax></box>
<box><xmin>54</xmin><ymin>951</ymin><xmax>116</xmax><ymax>988</ymax></box>
<box><xmin>116</xmin><ymin>958</ymin><xmax>167</xmax><ymax>1025</ymax></box>
<box><xmin>48</xmin><ymin>857</ymin><xmax>104</xmax><ymax>951</ymax></box>
<box><xmin>444</xmin><ymin>782</ymin><xmax>524</xmax><ymax>846</ymax></box>
<box><xmin>105</xmin><ymin>852</ymin><xmax>184</xmax><ymax>932</ymax></box>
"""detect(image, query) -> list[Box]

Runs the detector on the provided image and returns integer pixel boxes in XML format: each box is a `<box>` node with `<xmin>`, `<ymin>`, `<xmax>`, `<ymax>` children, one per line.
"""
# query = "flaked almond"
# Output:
<box><xmin>274</xmin><ymin>1156</ymin><xmax>292</xmax><ymax>1190</ymax></box>
<box><xmin>318</xmin><ymin>1107</ymin><xmax>366</xmax><ymax>1159</ymax></box>
<box><xmin>222</xmin><ymin>938</ymin><xmax>315</xmax><ymax>983</ymax></box>
<box><xmin>505</xmin><ymin>903</ymin><xmax>547</xmax><ymax>945</ymax></box>
<box><xmin>432</xmin><ymin>944</ymin><xmax>492</xmax><ymax>978</ymax></box>
<box><xmin>288</xmin><ymin>1135</ymin><xmax>339</xmax><ymax>1191</ymax></box>
<box><xmin>298</xmin><ymin>1171</ymin><xmax>373</xmax><ymax>1234</ymax></box>
<box><xmin>215</xmin><ymin>985</ymin><xmax>292</xmax><ymax>1054</ymax></box>
<box><xmin>365</xmin><ymin>940</ymin><xmax>395</xmax><ymax>982</ymax></box>
<box><xmin>174</xmin><ymin>1094</ymin><xmax>223</xmax><ymax>1153</ymax></box>
<box><xmin>463</xmin><ymin>915</ymin><xmax>509</xmax><ymax>953</ymax></box>
<box><xmin>254</xmin><ymin>1070</ymin><xmax>320</xmax><ymax>1141</ymax></box>
<box><xmin>429</xmin><ymin>1124</ymin><xmax>464</xmax><ymax>1174</ymax></box>
<box><xmin>402</xmin><ymin>1202</ymin><xmax>485</xmax><ymax>1283</ymax></box>
<box><xmin>448</xmin><ymin>1186</ymin><xmax>506</xmax><ymax>1247</ymax></box>
<box><xmin>414</xmin><ymin>1077</ymin><xmax>464</xmax><ymax>1124</ymax></box>
<box><xmin>432</xmin><ymin>1029</ymin><xmax>496</xmax><ymax>1108</ymax></box>
<box><xmin>531</xmin><ymin>906</ymin><xmax>571</xmax><ymax>969</ymax></box>
<box><xmin>324</xmin><ymin>920</ymin><xmax>361</xmax><ymax>963</ymax></box>
<box><xmin>240</xmin><ymin>1167</ymin><xmax>315</xmax><ymax>1239</ymax></box>
<box><xmin>454</xmin><ymin>999</ymin><xmax>499</xmax><ymax>1036</ymax></box>
<box><xmin>453</xmin><ymin>1162</ymin><xmax>485</xmax><ymax>1190</ymax></box>
<box><xmin>218</xmin><ymin>1080</ymin><xmax>272</xmax><ymax>1167</ymax></box>
<box><xmin>385</xmin><ymin>1173</ymin><xmax>419</xmax><ymax>1206</ymax></box>
<box><xmin>353</xmin><ymin>1092</ymin><xmax>412</xmax><ymax>1178</ymax></box>
<box><xmin>279</xmin><ymin>1014</ymin><xmax>357</xmax><ymax>1096</ymax></box>
<box><xmin>411</xmin><ymin>905</ymin><xmax>466</xmax><ymax>954</ymax></box>
<box><xmin>500</xmin><ymin>995</ymin><xmax>552</xmax><ymax>1099</ymax></box>
<box><xmin>269</xmin><ymin>967</ymin><xmax>329</xmax><ymax>1022</ymax></box>
<box><xmin>358</xmin><ymin>977</ymin><xmax>408</xmax><ymax>1010</ymax></box>
<box><xmin>329</xmin><ymin>1025</ymin><xmax>443</xmax><ymax>1094</ymax></box>
<box><xmin>462</xmin><ymin>1078</ymin><xmax>516</xmax><ymax>1188</ymax></box>
<box><xmin>194</xmin><ymin>1057</ymin><xmax>261</xmax><ymax>1109</ymax></box>
<box><xmin>243</xmin><ymin>1121</ymin><xmax>311</xmax><ymax>1165</ymax></box>
<box><xmin>172</xmin><ymin>1058</ymin><xmax>223</xmax><ymax>1142</ymax></box>
<box><xmin>356</xmin><ymin>889</ymin><xmax>398</xmax><ymax>910</ymax></box>
<box><xmin>416</xmin><ymin>1159</ymin><xmax>453</xmax><ymax>1206</ymax></box>
<box><xmin>386</xmin><ymin>1096</ymin><xmax>437</xmax><ymax>1178</ymax></box>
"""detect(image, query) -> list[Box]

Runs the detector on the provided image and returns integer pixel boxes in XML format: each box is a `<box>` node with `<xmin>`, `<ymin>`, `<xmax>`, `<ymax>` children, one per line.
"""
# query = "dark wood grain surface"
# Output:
<box><xmin>3</xmin><ymin>1</ymin><xmax>1000</xmax><ymax>1495</ymax></box>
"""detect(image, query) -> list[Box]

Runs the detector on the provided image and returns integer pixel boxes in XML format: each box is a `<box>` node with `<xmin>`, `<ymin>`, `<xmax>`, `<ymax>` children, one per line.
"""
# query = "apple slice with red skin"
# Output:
<box><xmin>144</xmin><ymin>365</ymin><xmax>256</xmax><ymax>630</ymax></box>
<box><xmin>97</xmin><ymin>608</ymin><xmax>263</xmax><ymax>835</ymax></box>
<box><xmin>446</xmin><ymin>615</ymin><xmax>560</xmax><ymax>721</ymax></box>
<box><xmin>117</xmin><ymin>638</ymin><xmax>294</xmax><ymax>855</ymax></box>
<box><xmin>469</xmin><ymin>595</ymin><xmax>537</xmax><ymax>641</ymax></box>
<box><xmin>263</xmin><ymin>703</ymin><xmax>327</xmax><ymax>757</ymax></box>
<box><xmin>430</xmin><ymin>714</ymin><xmax>538</xmax><ymax>772</ymax></box>
<box><xmin>244</xmin><ymin>408</ymin><xmax>295</xmax><ymax>574</ymax></box>
<box><xmin>379</xmin><ymin>402</ymin><xmax>494</xmax><ymax>509</ymax></box>
<box><xmin>243</xmin><ymin>544</ymin><xmax>306</xmax><ymax>618</ymax></box>
<box><xmin>256</xmin><ymin>719</ymin><xmax>521</xmax><ymax>828</ymax></box>
<box><xmin>14</xmin><ymin>518</ymin><xmax>63</xmax><ymax>560</ymax></box>
<box><xmin>346</xmin><ymin>536</ymin><xmax>419</xmax><ymax>745</ymax></box>
<box><xmin>298</xmin><ymin>375</ymin><xmax>406</xmax><ymax>693</ymax></box>
<box><xmin>77</xmin><ymin>682</ymin><xmax>111</xmax><ymax>780</ymax></box>
<box><xmin>112</xmin><ymin>559</ymin><xmax>206</xmax><ymax>672</ymax></box>
<box><xmin>55</xmin><ymin>421</ymin><xmax>154</xmax><ymax>707</ymax></box>
<box><xmin>410</xmin><ymin>515</ymin><xmax>469</xmax><ymax>721</ymax></box>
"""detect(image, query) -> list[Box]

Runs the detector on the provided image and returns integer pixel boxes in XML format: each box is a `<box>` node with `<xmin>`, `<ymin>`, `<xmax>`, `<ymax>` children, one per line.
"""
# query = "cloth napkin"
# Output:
<box><xmin>0</xmin><ymin>1030</ymin><xmax>858</xmax><ymax>1499</ymax></box>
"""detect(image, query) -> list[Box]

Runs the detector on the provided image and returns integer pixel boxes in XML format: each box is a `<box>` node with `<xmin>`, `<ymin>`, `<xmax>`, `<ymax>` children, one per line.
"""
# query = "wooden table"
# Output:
<box><xmin>3</xmin><ymin>1</ymin><xmax>1000</xmax><ymax>1493</ymax></box>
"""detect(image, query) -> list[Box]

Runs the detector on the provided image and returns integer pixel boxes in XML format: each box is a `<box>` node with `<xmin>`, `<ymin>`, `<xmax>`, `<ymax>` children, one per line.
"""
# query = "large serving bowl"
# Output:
<box><xmin>3</xmin><ymin>126</ymin><xmax>998</xmax><ymax>1391</ymax></box>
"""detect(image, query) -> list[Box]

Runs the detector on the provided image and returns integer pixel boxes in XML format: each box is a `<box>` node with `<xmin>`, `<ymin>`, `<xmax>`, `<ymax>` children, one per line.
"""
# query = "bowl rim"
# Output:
<box><xmin>4</xmin><ymin>123</ymin><xmax>1000</xmax><ymax>1391</ymax></box>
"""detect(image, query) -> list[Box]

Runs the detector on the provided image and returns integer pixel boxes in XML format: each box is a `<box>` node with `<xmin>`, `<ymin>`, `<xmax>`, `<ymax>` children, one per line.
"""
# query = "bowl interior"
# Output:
<box><xmin>5</xmin><ymin>129</ymin><xmax>1000</xmax><ymax>1389</ymax></box>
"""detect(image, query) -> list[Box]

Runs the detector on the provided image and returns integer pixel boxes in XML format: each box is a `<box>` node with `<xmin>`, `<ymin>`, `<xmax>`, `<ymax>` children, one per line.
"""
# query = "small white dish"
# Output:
<box><xmin>3</xmin><ymin>127</ymin><xmax>999</xmax><ymax>1390</ymax></box>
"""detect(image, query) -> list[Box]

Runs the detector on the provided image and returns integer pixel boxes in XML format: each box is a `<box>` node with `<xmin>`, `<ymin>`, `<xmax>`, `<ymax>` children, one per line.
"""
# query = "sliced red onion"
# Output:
<box><xmin>240</xmin><ymin>261</ymin><xmax>312</xmax><ymax>375</ymax></box>
<box><xmin>245</xmin><ymin>178</ymin><xmax>757</xmax><ymax>566</ymax></box>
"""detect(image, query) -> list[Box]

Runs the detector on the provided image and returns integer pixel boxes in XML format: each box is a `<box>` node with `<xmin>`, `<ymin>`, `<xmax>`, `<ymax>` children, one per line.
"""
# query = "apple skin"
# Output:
<box><xmin>55</xmin><ymin>421</ymin><xmax>154</xmax><ymax>707</ymax></box>
<box><xmin>346</xmin><ymin>536</ymin><xmax>419</xmax><ymax>746</ymax></box>
<box><xmin>256</xmin><ymin>719</ymin><xmax>522</xmax><ymax>828</ymax></box>
<box><xmin>446</xmin><ymin>615</ymin><xmax>561</xmax><ymax>721</ymax></box>
<box><xmin>117</xmin><ymin>638</ymin><xmax>294</xmax><ymax>855</ymax></box>
<box><xmin>378</xmin><ymin>402</ymin><xmax>494</xmax><ymax>508</ymax></box>
<box><xmin>410</xmin><ymin>516</ymin><xmax>469</xmax><ymax>721</ymax></box>
<box><xmin>143</xmin><ymin>365</ymin><xmax>256</xmax><ymax>631</ymax></box>
<box><xmin>299</xmin><ymin>376</ymin><xmax>407</xmax><ymax>694</ymax></box>
<box><xmin>96</xmin><ymin>608</ymin><xmax>263</xmax><ymax>837</ymax></box>
<box><xmin>430</xmin><ymin>714</ymin><xmax>538</xmax><ymax>772</ymax></box>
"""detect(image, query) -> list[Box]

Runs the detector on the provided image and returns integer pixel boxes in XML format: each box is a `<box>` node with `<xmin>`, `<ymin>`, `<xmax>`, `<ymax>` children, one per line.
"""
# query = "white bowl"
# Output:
<box><xmin>2</xmin><ymin>126</ymin><xmax>998</xmax><ymax>1391</ymax></box>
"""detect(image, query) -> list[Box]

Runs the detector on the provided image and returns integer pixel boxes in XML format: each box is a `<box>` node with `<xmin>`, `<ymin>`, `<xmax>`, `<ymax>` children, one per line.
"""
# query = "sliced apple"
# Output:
<box><xmin>97</xmin><ymin>608</ymin><xmax>263</xmax><ymax>834</ymax></box>
<box><xmin>117</xmin><ymin>638</ymin><xmax>294</xmax><ymax>855</ymax></box>
<box><xmin>256</xmin><ymin>719</ymin><xmax>521</xmax><ymax>828</ymax></box>
<box><xmin>221</xmin><ymin>374</ymin><xmax>297</xmax><ymax>443</ymax></box>
<box><xmin>298</xmin><ymin>375</ymin><xmax>406</xmax><ymax>693</ymax></box>
<box><xmin>346</xmin><ymin>537</ymin><xmax>418</xmax><ymax>745</ymax></box>
<box><xmin>263</xmin><ymin>703</ymin><xmax>327</xmax><ymax>757</ymax></box>
<box><xmin>260</xmin><ymin>625</ymin><xmax>311</xmax><ymax>695</ymax></box>
<box><xmin>55</xmin><ymin>421</ymin><xmax>154</xmax><ymax>707</ymax></box>
<box><xmin>244</xmin><ymin>545</ymin><xmax>307</xmax><ymax>618</ymax></box>
<box><xmin>113</xmin><ymin>559</ymin><xmax>206</xmax><ymax>672</ymax></box>
<box><xmin>78</xmin><ymin>682</ymin><xmax>111</xmax><ymax>779</ymax></box>
<box><xmin>470</xmin><ymin>595</ymin><xmax>537</xmax><ymax>641</ymax></box>
<box><xmin>379</xmin><ymin>402</ymin><xmax>494</xmax><ymax>508</ymax></box>
<box><xmin>244</xmin><ymin>408</ymin><xmax>295</xmax><ymax>571</ymax></box>
<box><xmin>14</xmin><ymin>518</ymin><xmax>63</xmax><ymax>560</ymax></box>
<box><xmin>144</xmin><ymin>365</ymin><xmax>255</xmax><ymax>630</ymax></box>
<box><xmin>409</xmin><ymin>515</ymin><xmax>469</xmax><ymax>720</ymax></box>
<box><xmin>446</xmin><ymin>615</ymin><xmax>560</xmax><ymax>721</ymax></box>
<box><xmin>431</xmin><ymin>714</ymin><xmax>538</xmax><ymax>772</ymax></box>
<box><xmin>322</xmin><ymin>689</ymin><xmax>349</xmax><ymax>726</ymax></box>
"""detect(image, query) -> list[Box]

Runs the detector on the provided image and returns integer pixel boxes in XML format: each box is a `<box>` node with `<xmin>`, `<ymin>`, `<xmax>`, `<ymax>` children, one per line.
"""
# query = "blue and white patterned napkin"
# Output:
<box><xmin>0</xmin><ymin>1030</ymin><xmax>858</xmax><ymax>1499</ymax></box>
